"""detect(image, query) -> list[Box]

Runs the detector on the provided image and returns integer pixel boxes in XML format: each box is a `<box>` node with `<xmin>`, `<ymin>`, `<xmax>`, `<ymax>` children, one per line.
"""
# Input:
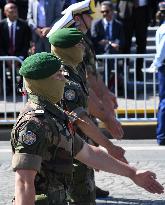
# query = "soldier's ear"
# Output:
<box><xmin>74</xmin><ymin>15</ymin><xmax>81</xmax><ymax>22</ymax></box>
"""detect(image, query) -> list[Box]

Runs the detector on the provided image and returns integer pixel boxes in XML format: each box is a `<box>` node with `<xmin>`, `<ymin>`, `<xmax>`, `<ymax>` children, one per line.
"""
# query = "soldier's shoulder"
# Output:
<box><xmin>12</xmin><ymin>110</ymin><xmax>55</xmax><ymax>146</ymax></box>
<box><xmin>15</xmin><ymin>102</ymin><xmax>52</xmax><ymax>133</ymax></box>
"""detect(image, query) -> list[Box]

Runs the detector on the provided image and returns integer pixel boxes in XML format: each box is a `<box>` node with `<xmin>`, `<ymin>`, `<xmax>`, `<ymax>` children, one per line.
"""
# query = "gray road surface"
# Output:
<box><xmin>0</xmin><ymin>140</ymin><xmax>165</xmax><ymax>205</ymax></box>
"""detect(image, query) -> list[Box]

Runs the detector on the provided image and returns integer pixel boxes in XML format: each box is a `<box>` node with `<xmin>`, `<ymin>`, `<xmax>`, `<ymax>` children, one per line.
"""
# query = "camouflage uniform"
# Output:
<box><xmin>80</xmin><ymin>34</ymin><xmax>97</xmax><ymax>77</ymax></box>
<box><xmin>11</xmin><ymin>94</ymin><xmax>84</xmax><ymax>205</ymax></box>
<box><xmin>80</xmin><ymin>34</ymin><xmax>99</xmax><ymax>127</ymax></box>
<box><xmin>63</xmin><ymin>34</ymin><xmax>100</xmax><ymax>205</ymax></box>
<box><xmin>62</xmin><ymin>65</ymin><xmax>96</xmax><ymax>205</ymax></box>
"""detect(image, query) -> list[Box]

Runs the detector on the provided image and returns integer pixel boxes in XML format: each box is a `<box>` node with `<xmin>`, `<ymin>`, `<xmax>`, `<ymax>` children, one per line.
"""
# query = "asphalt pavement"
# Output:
<box><xmin>0</xmin><ymin>140</ymin><xmax>165</xmax><ymax>205</ymax></box>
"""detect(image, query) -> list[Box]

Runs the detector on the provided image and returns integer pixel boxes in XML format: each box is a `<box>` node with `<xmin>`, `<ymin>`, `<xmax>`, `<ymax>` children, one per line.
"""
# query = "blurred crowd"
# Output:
<box><xmin>0</xmin><ymin>0</ymin><xmax>164</xmax><ymax>95</ymax></box>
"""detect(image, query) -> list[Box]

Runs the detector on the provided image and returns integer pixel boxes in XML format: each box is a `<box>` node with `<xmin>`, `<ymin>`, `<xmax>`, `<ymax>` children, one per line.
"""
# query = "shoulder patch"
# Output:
<box><xmin>64</xmin><ymin>89</ymin><xmax>76</xmax><ymax>101</ymax></box>
<box><xmin>22</xmin><ymin>131</ymin><xmax>37</xmax><ymax>145</ymax></box>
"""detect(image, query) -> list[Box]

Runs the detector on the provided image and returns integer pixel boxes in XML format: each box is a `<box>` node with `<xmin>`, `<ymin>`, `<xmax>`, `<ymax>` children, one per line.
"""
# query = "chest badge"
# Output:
<box><xmin>64</xmin><ymin>89</ymin><xmax>76</xmax><ymax>101</ymax></box>
<box><xmin>23</xmin><ymin>131</ymin><xmax>36</xmax><ymax>145</ymax></box>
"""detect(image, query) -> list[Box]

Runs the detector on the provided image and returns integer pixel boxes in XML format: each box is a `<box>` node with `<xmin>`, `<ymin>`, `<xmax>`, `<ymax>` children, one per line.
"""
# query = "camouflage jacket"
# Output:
<box><xmin>77</xmin><ymin>34</ymin><xmax>97</xmax><ymax>79</ymax></box>
<box><xmin>11</xmin><ymin>94</ymin><xmax>84</xmax><ymax>196</ymax></box>
<box><xmin>63</xmin><ymin>65</ymin><xmax>89</xmax><ymax>117</ymax></box>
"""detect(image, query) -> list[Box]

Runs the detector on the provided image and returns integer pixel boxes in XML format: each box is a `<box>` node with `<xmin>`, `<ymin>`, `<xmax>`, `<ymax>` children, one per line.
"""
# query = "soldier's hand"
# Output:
<box><xmin>110</xmin><ymin>42</ymin><xmax>119</xmax><ymax>51</ymax></box>
<box><xmin>108</xmin><ymin>144</ymin><xmax>128</xmax><ymax>164</ymax></box>
<box><xmin>98</xmin><ymin>39</ymin><xmax>109</xmax><ymax>46</ymax></box>
<box><xmin>132</xmin><ymin>170</ymin><xmax>164</xmax><ymax>194</ymax></box>
<box><xmin>102</xmin><ymin>92</ymin><xmax>118</xmax><ymax>113</ymax></box>
<box><xmin>41</xmin><ymin>27</ymin><xmax>51</xmax><ymax>37</ymax></box>
<box><xmin>105</xmin><ymin>116</ymin><xmax>124</xmax><ymax>140</ymax></box>
<box><xmin>35</xmin><ymin>28</ymin><xmax>43</xmax><ymax>38</ymax></box>
<box><xmin>108</xmin><ymin>91</ymin><xmax>118</xmax><ymax>109</ymax></box>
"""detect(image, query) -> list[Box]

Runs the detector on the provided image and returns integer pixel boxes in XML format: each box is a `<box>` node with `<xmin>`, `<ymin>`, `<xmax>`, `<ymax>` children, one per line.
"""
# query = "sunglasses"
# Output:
<box><xmin>101</xmin><ymin>10</ymin><xmax>110</xmax><ymax>14</ymax></box>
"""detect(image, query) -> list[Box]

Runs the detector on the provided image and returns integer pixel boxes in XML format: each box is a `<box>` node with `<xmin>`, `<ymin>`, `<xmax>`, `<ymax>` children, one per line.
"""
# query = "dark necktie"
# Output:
<box><xmin>105</xmin><ymin>22</ymin><xmax>110</xmax><ymax>40</ymax></box>
<box><xmin>9</xmin><ymin>23</ymin><xmax>15</xmax><ymax>55</ymax></box>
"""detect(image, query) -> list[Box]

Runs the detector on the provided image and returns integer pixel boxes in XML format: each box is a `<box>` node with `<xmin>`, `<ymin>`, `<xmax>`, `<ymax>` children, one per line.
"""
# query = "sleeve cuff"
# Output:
<box><xmin>12</xmin><ymin>153</ymin><xmax>42</xmax><ymax>172</ymax></box>
<box><xmin>73</xmin><ymin>133</ymin><xmax>85</xmax><ymax>156</ymax></box>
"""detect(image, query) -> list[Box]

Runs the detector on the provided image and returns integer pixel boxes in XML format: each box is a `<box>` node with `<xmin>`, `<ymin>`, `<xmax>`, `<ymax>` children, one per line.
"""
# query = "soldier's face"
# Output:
<box><xmin>74</xmin><ymin>14</ymin><xmax>92</xmax><ymax>33</ymax></box>
<box><xmin>82</xmin><ymin>14</ymin><xmax>93</xmax><ymax>30</ymax></box>
<box><xmin>74</xmin><ymin>41</ymin><xmax>85</xmax><ymax>62</ymax></box>
<box><xmin>75</xmin><ymin>41</ymin><xmax>85</xmax><ymax>52</ymax></box>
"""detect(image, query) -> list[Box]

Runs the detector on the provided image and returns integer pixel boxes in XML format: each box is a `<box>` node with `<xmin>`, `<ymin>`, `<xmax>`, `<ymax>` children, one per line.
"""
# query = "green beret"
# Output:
<box><xmin>49</xmin><ymin>28</ymin><xmax>83</xmax><ymax>48</ymax></box>
<box><xmin>19</xmin><ymin>52</ymin><xmax>61</xmax><ymax>80</ymax></box>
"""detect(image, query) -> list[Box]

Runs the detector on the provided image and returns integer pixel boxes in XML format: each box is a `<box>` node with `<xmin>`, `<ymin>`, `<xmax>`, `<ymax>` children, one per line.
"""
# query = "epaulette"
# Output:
<box><xmin>34</xmin><ymin>106</ymin><xmax>45</xmax><ymax>116</ymax></box>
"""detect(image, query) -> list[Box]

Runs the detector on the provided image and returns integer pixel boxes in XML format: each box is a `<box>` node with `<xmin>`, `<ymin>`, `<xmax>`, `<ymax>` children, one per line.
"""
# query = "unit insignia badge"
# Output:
<box><xmin>64</xmin><ymin>89</ymin><xmax>76</xmax><ymax>100</ymax></box>
<box><xmin>23</xmin><ymin>131</ymin><xmax>36</xmax><ymax>145</ymax></box>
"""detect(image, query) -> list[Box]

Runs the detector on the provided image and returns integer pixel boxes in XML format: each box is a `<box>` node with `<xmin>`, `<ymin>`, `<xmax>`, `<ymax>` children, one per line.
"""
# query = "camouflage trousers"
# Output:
<box><xmin>68</xmin><ymin>160</ymin><xmax>96</xmax><ymax>205</ymax></box>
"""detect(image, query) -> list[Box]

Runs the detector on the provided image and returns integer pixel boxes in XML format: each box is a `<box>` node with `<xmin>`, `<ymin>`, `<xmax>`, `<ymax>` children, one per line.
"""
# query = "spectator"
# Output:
<box><xmin>91</xmin><ymin>1</ymin><xmax>124</xmax><ymax>88</ymax></box>
<box><xmin>91</xmin><ymin>1</ymin><xmax>124</xmax><ymax>55</ymax></box>
<box><xmin>0</xmin><ymin>2</ymin><xmax>31</xmax><ymax>94</ymax></box>
<box><xmin>149</xmin><ymin>2</ymin><xmax>165</xmax><ymax>145</ymax></box>
<box><xmin>27</xmin><ymin>0</ymin><xmax>66</xmax><ymax>53</ymax></box>
<box><xmin>116</xmin><ymin>0</ymin><xmax>149</xmax><ymax>81</ymax></box>
<box><xmin>7</xmin><ymin>0</ymin><xmax>28</xmax><ymax>20</ymax></box>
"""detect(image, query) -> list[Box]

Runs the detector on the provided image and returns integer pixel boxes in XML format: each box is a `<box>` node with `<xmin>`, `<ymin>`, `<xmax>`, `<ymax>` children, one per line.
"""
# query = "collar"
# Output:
<box><xmin>29</xmin><ymin>94</ymin><xmax>67</xmax><ymax>121</ymax></box>
<box><xmin>7</xmin><ymin>18</ymin><xmax>17</xmax><ymax>27</ymax></box>
<box><xmin>103</xmin><ymin>18</ymin><xmax>113</xmax><ymax>25</ymax></box>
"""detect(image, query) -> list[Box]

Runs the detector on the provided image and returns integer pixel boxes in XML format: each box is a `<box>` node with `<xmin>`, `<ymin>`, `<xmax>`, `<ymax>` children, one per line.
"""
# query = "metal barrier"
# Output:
<box><xmin>0</xmin><ymin>56</ymin><xmax>25</xmax><ymax>124</ymax></box>
<box><xmin>96</xmin><ymin>54</ymin><xmax>158</xmax><ymax>122</ymax></box>
<box><xmin>0</xmin><ymin>54</ymin><xmax>158</xmax><ymax>124</ymax></box>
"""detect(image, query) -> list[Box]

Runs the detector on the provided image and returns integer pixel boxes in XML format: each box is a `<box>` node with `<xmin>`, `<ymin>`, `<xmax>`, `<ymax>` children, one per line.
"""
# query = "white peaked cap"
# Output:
<box><xmin>61</xmin><ymin>0</ymin><xmax>93</xmax><ymax>15</ymax></box>
<box><xmin>46</xmin><ymin>12</ymin><xmax>75</xmax><ymax>38</ymax></box>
